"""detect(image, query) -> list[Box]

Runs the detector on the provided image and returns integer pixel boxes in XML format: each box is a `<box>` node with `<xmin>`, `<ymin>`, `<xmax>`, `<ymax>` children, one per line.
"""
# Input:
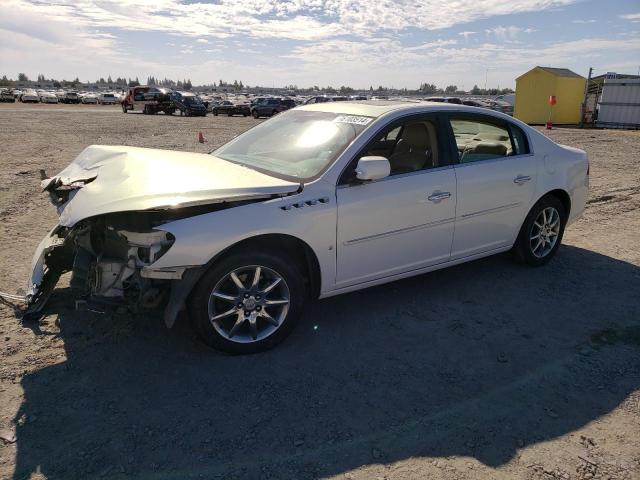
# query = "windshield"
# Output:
<box><xmin>213</xmin><ymin>110</ymin><xmax>372</xmax><ymax>180</ymax></box>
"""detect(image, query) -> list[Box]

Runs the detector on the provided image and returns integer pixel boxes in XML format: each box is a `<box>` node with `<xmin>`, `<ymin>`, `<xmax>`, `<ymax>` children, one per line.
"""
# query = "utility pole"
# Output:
<box><xmin>580</xmin><ymin>66</ymin><xmax>593</xmax><ymax>128</ymax></box>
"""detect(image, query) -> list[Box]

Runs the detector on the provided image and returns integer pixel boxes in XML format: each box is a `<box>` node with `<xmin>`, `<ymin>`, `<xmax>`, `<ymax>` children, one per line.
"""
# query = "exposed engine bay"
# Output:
<box><xmin>0</xmin><ymin>144</ymin><xmax>303</xmax><ymax>325</ymax></box>
<box><xmin>20</xmin><ymin>203</ymin><xmax>253</xmax><ymax>323</ymax></box>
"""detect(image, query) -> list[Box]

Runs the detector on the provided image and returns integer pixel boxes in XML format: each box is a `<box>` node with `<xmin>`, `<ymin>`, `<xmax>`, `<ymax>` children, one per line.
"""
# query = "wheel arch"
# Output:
<box><xmin>165</xmin><ymin>233</ymin><xmax>322</xmax><ymax>329</ymax></box>
<box><xmin>214</xmin><ymin>234</ymin><xmax>322</xmax><ymax>300</ymax></box>
<box><xmin>537</xmin><ymin>188</ymin><xmax>571</xmax><ymax>218</ymax></box>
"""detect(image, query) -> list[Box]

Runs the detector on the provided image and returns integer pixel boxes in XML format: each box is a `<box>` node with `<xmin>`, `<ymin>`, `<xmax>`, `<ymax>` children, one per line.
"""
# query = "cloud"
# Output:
<box><xmin>1</xmin><ymin>0</ymin><xmax>637</xmax><ymax>89</ymax></box>
<box><xmin>283</xmin><ymin>35</ymin><xmax>640</xmax><ymax>88</ymax></box>
<box><xmin>620</xmin><ymin>13</ymin><xmax>640</xmax><ymax>22</ymax></box>
<box><xmin>459</xmin><ymin>31</ymin><xmax>477</xmax><ymax>40</ymax></box>
<box><xmin>572</xmin><ymin>19</ymin><xmax>597</xmax><ymax>24</ymax></box>
<box><xmin>3</xmin><ymin>0</ymin><xmax>580</xmax><ymax>42</ymax></box>
<box><xmin>484</xmin><ymin>25</ymin><xmax>536</xmax><ymax>41</ymax></box>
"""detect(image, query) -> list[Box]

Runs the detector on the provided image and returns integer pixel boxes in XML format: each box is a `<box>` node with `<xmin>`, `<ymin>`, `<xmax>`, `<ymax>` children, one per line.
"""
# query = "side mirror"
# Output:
<box><xmin>355</xmin><ymin>156</ymin><xmax>391</xmax><ymax>182</ymax></box>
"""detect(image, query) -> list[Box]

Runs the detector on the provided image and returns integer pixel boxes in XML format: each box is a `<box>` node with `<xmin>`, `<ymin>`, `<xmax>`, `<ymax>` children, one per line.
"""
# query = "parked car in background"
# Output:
<box><xmin>424</xmin><ymin>96</ymin><xmax>462</xmax><ymax>104</ymax></box>
<box><xmin>212</xmin><ymin>100</ymin><xmax>251</xmax><ymax>117</ymax></box>
<box><xmin>81</xmin><ymin>94</ymin><xmax>98</xmax><ymax>104</ymax></box>
<box><xmin>0</xmin><ymin>89</ymin><xmax>16</xmax><ymax>103</ymax></box>
<box><xmin>304</xmin><ymin>95</ymin><xmax>348</xmax><ymax>104</ymax></box>
<box><xmin>495</xmin><ymin>93</ymin><xmax>515</xmax><ymax>106</ymax></box>
<box><xmin>250</xmin><ymin>97</ymin><xmax>296</xmax><ymax>118</ymax></box>
<box><xmin>462</xmin><ymin>99</ymin><xmax>492</xmax><ymax>109</ymax></box>
<box><xmin>198</xmin><ymin>94</ymin><xmax>213</xmax><ymax>109</ymax></box>
<box><xmin>171</xmin><ymin>91</ymin><xmax>207</xmax><ymax>116</ymax></box>
<box><xmin>98</xmin><ymin>93</ymin><xmax>117</xmax><ymax>105</ymax></box>
<box><xmin>40</xmin><ymin>92</ymin><xmax>59</xmax><ymax>104</ymax></box>
<box><xmin>19</xmin><ymin>101</ymin><xmax>588</xmax><ymax>354</ymax></box>
<box><xmin>61</xmin><ymin>92</ymin><xmax>81</xmax><ymax>104</ymax></box>
<box><xmin>20</xmin><ymin>89</ymin><xmax>40</xmax><ymax>103</ymax></box>
<box><xmin>487</xmin><ymin>99</ymin><xmax>514</xmax><ymax>116</ymax></box>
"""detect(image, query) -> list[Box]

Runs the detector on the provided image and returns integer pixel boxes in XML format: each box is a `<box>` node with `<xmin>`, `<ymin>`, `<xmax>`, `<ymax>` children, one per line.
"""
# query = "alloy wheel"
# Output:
<box><xmin>208</xmin><ymin>265</ymin><xmax>290</xmax><ymax>343</ymax></box>
<box><xmin>530</xmin><ymin>206</ymin><xmax>561</xmax><ymax>258</ymax></box>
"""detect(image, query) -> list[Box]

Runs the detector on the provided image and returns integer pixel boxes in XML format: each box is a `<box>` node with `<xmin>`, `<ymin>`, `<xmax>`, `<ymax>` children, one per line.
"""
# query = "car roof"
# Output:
<box><xmin>296</xmin><ymin>100</ymin><xmax>488</xmax><ymax>118</ymax></box>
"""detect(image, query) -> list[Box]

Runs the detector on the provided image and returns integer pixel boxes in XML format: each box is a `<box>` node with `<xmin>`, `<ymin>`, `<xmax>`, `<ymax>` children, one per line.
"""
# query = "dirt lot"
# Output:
<box><xmin>0</xmin><ymin>103</ymin><xmax>639</xmax><ymax>480</ymax></box>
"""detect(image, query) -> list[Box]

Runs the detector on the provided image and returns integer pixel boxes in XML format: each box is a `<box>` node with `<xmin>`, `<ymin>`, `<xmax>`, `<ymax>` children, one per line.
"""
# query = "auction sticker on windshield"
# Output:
<box><xmin>333</xmin><ymin>115</ymin><xmax>374</xmax><ymax>125</ymax></box>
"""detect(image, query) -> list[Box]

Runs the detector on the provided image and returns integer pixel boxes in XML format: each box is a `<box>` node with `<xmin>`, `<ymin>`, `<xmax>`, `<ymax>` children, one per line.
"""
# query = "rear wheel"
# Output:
<box><xmin>252</xmin><ymin>110</ymin><xmax>259</xmax><ymax>119</ymax></box>
<box><xmin>512</xmin><ymin>195</ymin><xmax>566</xmax><ymax>266</ymax></box>
<box><xmin>189</xmin><ymin>250</ymin><xmax>306</xmax><ymax>354</ymax></box>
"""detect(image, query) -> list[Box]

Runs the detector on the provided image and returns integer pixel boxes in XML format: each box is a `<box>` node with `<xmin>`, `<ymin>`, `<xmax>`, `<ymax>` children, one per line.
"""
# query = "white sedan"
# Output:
<box><xmin>40</xmin><ymin>92</ymin><xmax>59</xmax><ymax>104</ymax></box>
<box><xmin>10</xmin><ymin>101</ymin><xmax>588</xmax><ymax>354</ymax></box>
<box><xmin>81</xmin><ymin>94</ymin><xmax>98</xmax><ymax>104</ymax></box>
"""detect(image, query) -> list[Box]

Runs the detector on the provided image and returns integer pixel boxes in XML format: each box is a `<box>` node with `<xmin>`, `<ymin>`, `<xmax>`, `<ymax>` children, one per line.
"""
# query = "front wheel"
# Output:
<box><xmin>121</xmin><ymin>103</ymin><xmax>128</xmax><ymax>113</ymax></box>
<box><xmin>189</xmin><ymin>250</ymin><xmax>306</xmax><ymax>354</ymax></box>
<box><xmin>252</xmin><ymin>110</ymin><xmax>259</xmax><ymax>119</ymax></box>
<box><xmin>512</xmin><ymin>195</ymin><xmax>566</xmax><ymax>266</ymax></box>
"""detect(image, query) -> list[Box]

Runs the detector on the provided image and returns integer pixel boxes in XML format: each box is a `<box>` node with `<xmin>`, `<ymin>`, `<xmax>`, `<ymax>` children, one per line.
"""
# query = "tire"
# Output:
<box><xmin>188</xmin><ymin>249</ymin><xmax>307</xmax><ymax>354</ymax></box>
<box><xmin>271</xmin><ymin>110</ymin><xmax>277</xmax><ymax>116</ymax></box>
<box><xmin>252</xmin><ymin>110</ymin><xmax>259</xmax><ymax>119</ymax></box>
<box><xmin>122</xmin><ymin>103</ymin><xmax>128</xmax><ymax>113</ymax></box>
<box><xmin>213</xmin><ymin>111</ymin><xmax>218</xmax><ymax>116</ymax></box>
<box><xmin>512</xmin><ymin>195</ymin><xmax>566</xmax><ymax>266</ymax></box>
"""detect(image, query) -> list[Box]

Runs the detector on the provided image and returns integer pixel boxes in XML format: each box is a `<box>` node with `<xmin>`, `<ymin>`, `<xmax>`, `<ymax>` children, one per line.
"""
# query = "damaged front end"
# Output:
<box><xmin>23</xmin><ymin>212</ymin><xmax>176</xmax><ymax>319</ymax></box>
<box><xmin>1</xmin><ymin>144</ymin><xmax>302</xmax><ymax>324</ymax></box>
<box><xmin>21</xmin><ymin>204</ymin><xmax>243</xmax><ymax>324</ymax></box>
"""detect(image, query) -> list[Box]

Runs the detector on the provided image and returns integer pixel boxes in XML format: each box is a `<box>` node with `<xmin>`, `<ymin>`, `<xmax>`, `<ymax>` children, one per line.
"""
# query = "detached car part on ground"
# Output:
<box><xmin>2</xmin><ymin>102</ymin><xmax>589</xmax><ymax>354</ymax></box>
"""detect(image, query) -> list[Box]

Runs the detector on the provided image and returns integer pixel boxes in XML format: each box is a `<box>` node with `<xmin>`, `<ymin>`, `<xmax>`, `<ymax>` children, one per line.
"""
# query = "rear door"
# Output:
<box><xmin>444</xmin><ymin>113</ymin><xmax>537</xmax><ymax>259</ymax></box>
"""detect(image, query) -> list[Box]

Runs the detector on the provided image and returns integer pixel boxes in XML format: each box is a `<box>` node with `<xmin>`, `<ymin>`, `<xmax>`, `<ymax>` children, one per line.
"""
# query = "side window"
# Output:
<box><xmin>362</xmin><ymin>119</ymin><xmax>440</xmax><ymax>176</ymax></box>
<box><xmin>449</xmin><ymin>118</ymin><xmax>512</xmax><ymax>163</ymax></box>
<box><xmin>384</xmin><ymin>126</ymin><xmax>401</xmax><ymax>141</ymax></box>
<box><xmin>509</xmin><ymin>124</ymin><xmax>530</xmax><ymax>155</ymax></box>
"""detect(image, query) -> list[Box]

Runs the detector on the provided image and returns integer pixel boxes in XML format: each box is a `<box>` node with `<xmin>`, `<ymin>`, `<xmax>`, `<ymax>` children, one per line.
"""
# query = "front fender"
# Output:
<box><xmin>151</xmin><ymin>187</ymin><xmax>337</xmax><ymax>294</ymax></box>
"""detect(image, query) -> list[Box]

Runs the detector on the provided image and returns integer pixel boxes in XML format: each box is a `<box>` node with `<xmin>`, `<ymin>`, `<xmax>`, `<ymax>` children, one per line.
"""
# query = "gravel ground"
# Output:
<box><xmin>0</xmin><ymin>103</ymin><xmax>639</xmax><ymax>480</ymax></box>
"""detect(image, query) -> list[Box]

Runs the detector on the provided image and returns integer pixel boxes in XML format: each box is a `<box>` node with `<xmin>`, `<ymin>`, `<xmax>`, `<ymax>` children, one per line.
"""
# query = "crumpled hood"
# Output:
<box><xmin>43</xmin><ymin>145</ymin><xmax>300</xmax><ymax>227</ymax></box>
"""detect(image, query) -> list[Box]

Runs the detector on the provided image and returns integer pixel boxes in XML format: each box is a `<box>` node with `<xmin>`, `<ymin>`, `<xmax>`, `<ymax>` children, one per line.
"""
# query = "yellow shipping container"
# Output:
<box><xmin>514</xmin><ymin>66</ymin><xmax>586</xmax><ymax>125</ymax></box>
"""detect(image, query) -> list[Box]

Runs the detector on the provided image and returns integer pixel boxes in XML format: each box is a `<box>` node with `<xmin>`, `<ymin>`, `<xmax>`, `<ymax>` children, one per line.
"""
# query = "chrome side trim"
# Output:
<box><xmin>344</xmin><ymin>217</ymin><xmax>455</xmax><ymax>245</ymax></box>
<box><xmin>460</xmin><ymin>202</ymin><xmax>521</xmax><ymax>219</ymax></box>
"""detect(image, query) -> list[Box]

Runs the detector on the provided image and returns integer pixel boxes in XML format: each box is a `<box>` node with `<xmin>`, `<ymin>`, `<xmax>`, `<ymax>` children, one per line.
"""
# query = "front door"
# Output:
<box><xmin>335</xmin><ymin>115</ymin><xmax>456</xmax><ymax>287</ymax></box>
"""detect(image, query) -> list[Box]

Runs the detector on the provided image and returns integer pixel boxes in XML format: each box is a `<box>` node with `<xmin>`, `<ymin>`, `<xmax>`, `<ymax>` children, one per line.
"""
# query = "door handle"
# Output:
<box><xmin>428</xmin><ymin>191</ymin><xmax>451</xmax><ymax>203</ymax></box>
<box><xmin>513</xmin><ymin>175</ymin><xmax>531</xmax><ymax>185</ymax></box>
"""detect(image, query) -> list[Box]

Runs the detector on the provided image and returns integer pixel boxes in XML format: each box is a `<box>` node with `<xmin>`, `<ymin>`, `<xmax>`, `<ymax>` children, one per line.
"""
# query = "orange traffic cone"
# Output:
<box><xmin>198</xmin><ymin>131</ymin><xmax>205</xmax><ymax>143</ymax></box>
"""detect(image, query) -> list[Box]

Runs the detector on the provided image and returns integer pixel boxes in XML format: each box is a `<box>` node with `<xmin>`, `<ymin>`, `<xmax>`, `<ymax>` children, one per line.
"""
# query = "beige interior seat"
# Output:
<box><xmin>461</xmin><ymin>141</ymin><xmax>508</xmax><ymax>163</ymax></box>
<box><xmin>388</xmin><ymin>122</ymin><xmax>438</xmax><ymax>173</ymax></box>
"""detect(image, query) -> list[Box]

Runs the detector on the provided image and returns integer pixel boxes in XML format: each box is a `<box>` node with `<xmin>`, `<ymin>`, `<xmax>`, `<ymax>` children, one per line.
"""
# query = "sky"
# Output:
<box><xmin>1</xmin><ymin>0</ymin><xmax>639</xmax><ymax>89</ymax></box>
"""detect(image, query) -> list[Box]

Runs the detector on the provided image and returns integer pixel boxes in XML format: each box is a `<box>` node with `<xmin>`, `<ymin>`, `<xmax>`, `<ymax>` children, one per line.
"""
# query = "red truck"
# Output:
<box><xmin>121</xmin><ymin>86</ymin><xmax>175</xmax><ymax>115</ymax></box>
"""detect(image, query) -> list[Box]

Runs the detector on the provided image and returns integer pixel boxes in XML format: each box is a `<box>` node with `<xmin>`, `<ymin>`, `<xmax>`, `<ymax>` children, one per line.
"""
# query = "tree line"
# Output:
<box><xmin>0</xmin><ymin>73</ymin><xmax>514</xmax><ymax>95</ymax></box>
